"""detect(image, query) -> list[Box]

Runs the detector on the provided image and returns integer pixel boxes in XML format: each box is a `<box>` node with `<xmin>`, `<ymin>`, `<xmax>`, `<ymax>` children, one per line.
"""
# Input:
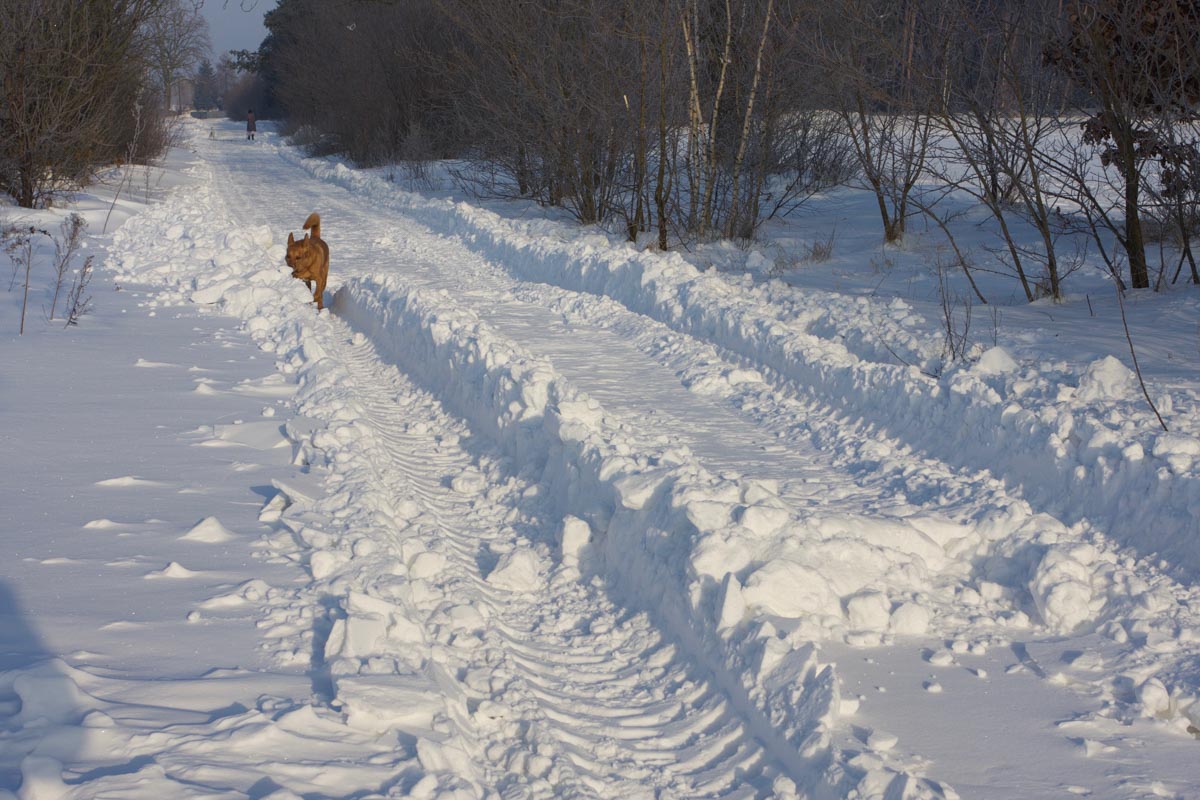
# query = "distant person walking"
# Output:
<box><xmin>246</xmin><ymin>109</ymin><xmax>256</xmax><ymax>141</ymax></box>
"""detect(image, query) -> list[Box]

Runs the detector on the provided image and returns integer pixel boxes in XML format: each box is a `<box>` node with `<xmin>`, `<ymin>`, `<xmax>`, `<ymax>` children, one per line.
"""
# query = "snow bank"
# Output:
<box><xmin>287</xmin><ymin>149</ymin><xmax>1200</xmax><ymax>577</ymax></box>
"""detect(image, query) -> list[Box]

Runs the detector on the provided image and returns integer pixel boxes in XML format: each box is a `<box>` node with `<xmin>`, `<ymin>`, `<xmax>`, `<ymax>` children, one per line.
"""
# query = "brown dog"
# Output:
<box><xmin>285</xmin><ymin>213</ymin><xmax>329</xmax><ymax>310</ymax></box>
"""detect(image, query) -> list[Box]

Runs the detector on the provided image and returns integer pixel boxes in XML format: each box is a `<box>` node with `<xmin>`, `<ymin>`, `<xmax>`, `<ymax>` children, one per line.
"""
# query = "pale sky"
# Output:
<box><xmin>200</xmin><ymin>0</ymin><xmax>275</xmax><ymax>60</ymax></box>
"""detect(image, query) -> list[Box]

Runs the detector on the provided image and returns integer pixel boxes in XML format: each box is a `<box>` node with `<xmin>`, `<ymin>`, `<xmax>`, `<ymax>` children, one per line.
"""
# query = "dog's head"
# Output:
<box><xmin>285</xmin><ymin>232</ymin><xmax>312</xmax><ymax>278</ymax></box>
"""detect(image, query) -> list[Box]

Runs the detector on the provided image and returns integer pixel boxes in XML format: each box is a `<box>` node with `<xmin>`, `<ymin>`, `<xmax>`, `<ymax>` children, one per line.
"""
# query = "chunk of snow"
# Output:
<box><xmin>745</xmin><ymin>250</ymin><xmax>771</xmax><ymax>271</ymax></box>
<box><xmin>1152</xmin><ymin>433</ymin><xmax>1200</xmax><ymax>459</ymax></box>
<box><xmin>613</xmin><ymin>468</ymin><xmax>672</xmax><ymax>510</ymax></box>
<box><xmin>889</xmin><ymin>602</ymin><xmax>930</xmax><ymax>635</ymax></box>
<box><xmin>558</xmin><ymin>516</ymin><xmax>591</xmax><ymax>564</ymax></box>
<box><xmin>450</xmin><ymin>469</ymin><xmax>487</xmax><ymax>495</ymax></box>
<box><xmin>487</xmin><ymin>547</ymin><xmax>542</xmax><ymax>591</ymax></box>
<box><xmin>408</xmin><ymin>550</ymin><xmax>447</xmax><ymax>580</ymax></box>
<box><xmin>310</xmin><ymin>550</ymin><xmax>346</xmax><ymax>580</ymax></box>
<box><xmin>846</xmin><ymin>592</ymin><xmax>891</xmax><ymax>632</ymax></box>
<box><xmin>717</xmin><ymin>573</ymin><xmax>747</xmax><ymax>630</ymax></box>
<box><xmin>737</xmin><ymin>502</ymin><xmax>790</xmax><ymax>538</ymax></box>
<box><xmin>742</xmin><ymin>560</ymin><xmax>840</xmax><ymax>619</ymax></box>
<box><xmin>95</xmin><ymin>475</ymin><xmax>166</xmax><ymax>488</ymax></box>
<box><xmin>1137</xmin><ymin>677</ymin><xmax>1172</xmax><ymax>718</ymax></box>
<box><xmin>974</xmin><ymin>346</ymin><xmax>1019</xmax><ymax>375</ymax></box>
<box><xmin>334</xmin><ymin>674</ymin><xmax>444</xmax><ymax>734</ymax></box>
<box><xmin>1075</xmin><ymin>355</ymin><xmax>1135</xmax><ymax>402</ymax></box>
<box><xmin>866</xmin><ymin>729</ymin><xmax>898</xmax><ymax>751</ymax></box>
<box><xmin>1030</xmin><ymin>547</ymin><xmax>1096</xmax><ymax>633</ymax></box>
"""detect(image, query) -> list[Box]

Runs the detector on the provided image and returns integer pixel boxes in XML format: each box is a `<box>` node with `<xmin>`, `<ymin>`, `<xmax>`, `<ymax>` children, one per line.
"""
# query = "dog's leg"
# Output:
<box><xmin>305</xmin><ymin>280</ymin><xmax>312</xmax><ymax>291</ymax></box>
<box><xmin>315</xmin><ymin>273</ymin><xmax>327</xmax><ymax>311</ymax></box>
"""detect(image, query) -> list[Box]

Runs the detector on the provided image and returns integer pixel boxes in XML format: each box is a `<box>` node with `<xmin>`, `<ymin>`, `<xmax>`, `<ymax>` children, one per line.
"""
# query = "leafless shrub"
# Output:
<box><xmin>914</xmin><ymin>196</ymin><xmax>988</xmax><ymax>304</ymax></box>
<box><xmin>3</xmin><ymin>224</ymin><xmax>44</xmax><ymax>334</ymax></box>
<box><xmin>802</xmin><ymin>227</ymin><xmax>837</xmax><ymax>264</ymax></box>
<box><xmin>3</xmin><ymin>212</ymin><xmax>94</xmax><ymax>333</ymax></box>
<box><xmin>807</xmin><ymin>0</ymin><xmax>935</xmax><ymax>244</ymax></box>
<box><xmin>287</xmin><ymin>125</ymin><xmax>339</xmax><ymax>157</ymax></box>
<box><xmin>3</xmin><ymin>220</ymin><xmax>19</xmax><ymax>290</ymax></box>
<box><xmin>869</xmin><ymin>247</ymin><xmax>896</xmax><ymax>275</ymax></box>
<box><xmin>936</xmin><ymin>257</ymin><xmax>973</xmax><ymax>366</ymax></box>
<box><xmin>922</xmin><ymin>0</ymin><xmax>1071</xmax><ymax>302</ymax></box>
<box><xmin>64</xmin><ymin>255</ymin><xmax>95</xmax><ymax>327</ymax></box>
<box><xmin>49</xmin><ymin>213</ymin><xmax>86</xmax><ymax>320</ymax></box>
<box><xmin>399</xmin><ymin>123</ymin><xmax>436</xmax><ymax>189</ymax></box>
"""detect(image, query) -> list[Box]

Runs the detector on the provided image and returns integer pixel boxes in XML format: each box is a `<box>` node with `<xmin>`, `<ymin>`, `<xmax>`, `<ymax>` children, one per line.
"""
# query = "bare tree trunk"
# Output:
<box><xmin>726</xmin><ymin>0</ymin><xmax>774</xmax><ymax>239</ymax></box>
<box><xmin>656</xmin><ymin>0</ymin><xmax>672</xmax><ymax>251</ymax></box>
<box><xmin>692</xmin><ymin>0</ymin><xmax>733</xmax><ymax>238</ymax></box>
<box><xmin>1120</xmin><ymin>131</ymin><xmax>1151</xmax><ymax>288</ymax></box>
<box><xmin>681</xmin><ymin>4</ymin><xmax>704</xmax><ymax>229</ymax></box>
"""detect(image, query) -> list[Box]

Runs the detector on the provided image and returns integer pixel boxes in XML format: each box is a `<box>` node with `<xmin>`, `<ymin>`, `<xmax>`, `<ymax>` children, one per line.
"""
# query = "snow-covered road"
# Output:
<box><xmin>5</xmin><ymin>120</ymin><xmax>1200</xmax><ymax>798</ymax></box>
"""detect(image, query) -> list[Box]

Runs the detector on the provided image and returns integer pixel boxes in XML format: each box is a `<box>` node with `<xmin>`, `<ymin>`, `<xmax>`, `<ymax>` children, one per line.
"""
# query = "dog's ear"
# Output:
<box><xmin>287</xmin><ymin>232</ymin><xmax>295</xmax><ymax>245</ymax></box>
<box><xmin>303</xmin><ymin>233</ymin><xmax>310</xmax><ymax>242</ymax></box>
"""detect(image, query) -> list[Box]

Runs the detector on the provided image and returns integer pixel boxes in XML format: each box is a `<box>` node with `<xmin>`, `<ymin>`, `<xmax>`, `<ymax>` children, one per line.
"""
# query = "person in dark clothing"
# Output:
<box><xmin>247</xmin><ymin>109</ymin><xmax>257</xmax><ymax>141</ymax></box>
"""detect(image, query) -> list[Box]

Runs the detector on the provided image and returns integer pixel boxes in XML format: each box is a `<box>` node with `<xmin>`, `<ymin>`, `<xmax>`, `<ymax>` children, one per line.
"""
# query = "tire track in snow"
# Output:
<box><xmin>320</xmin><ymin>320</ymin><xmax>789</xmax><ymax>797</ymax></box>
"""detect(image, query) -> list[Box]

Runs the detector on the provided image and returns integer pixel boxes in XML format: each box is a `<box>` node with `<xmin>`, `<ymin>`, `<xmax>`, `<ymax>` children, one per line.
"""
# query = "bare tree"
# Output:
<box><xmin>142</xmin><ymin>0</ymin><xmax>211</xmax><ymax>112</ymax></box>
<box><xmin>1045</xmin><ymin>0</ymin><xmax>1200</xmax><ymax>290</ymax></box>
<box><xmin>215</xmin><ymin>52</ymin><xmax>237</xmax><ymax>108</ymax></box>
<box><xmin>926</xmin><ymin>0</ymin><xmax>1074</xmax><ymax>300</ymax></box>
<box><xmin>810</xmin><ymin>0</ymin><xmax>934</xmax><ymax>244</ymax></box>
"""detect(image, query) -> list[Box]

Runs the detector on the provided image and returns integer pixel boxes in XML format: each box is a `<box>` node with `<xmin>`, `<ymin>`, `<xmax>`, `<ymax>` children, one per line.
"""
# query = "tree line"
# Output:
<box><xmin>241</xmin><ymin>0</ymin><xmax>1200</xmax><ymax>298</ymax></box>
<box><xmin>4</xmin><ymin>0</ymin><xmax>1197</xmax><ymax>299</ymax></box>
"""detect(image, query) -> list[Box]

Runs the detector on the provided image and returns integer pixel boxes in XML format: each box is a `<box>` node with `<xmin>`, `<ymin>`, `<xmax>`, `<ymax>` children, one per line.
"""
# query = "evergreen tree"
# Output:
<box><xmin>193</xmin><ymin>58</ymin><xmax>219</xmax><ymax>109</ymax></box>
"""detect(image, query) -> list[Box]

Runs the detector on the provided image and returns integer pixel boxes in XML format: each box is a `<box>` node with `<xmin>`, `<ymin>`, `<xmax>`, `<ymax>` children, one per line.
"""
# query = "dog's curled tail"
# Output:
<box><xmin>303</xmin><ymin>212</ymin><xmax>321</xmax><ymax>239</ymax></box>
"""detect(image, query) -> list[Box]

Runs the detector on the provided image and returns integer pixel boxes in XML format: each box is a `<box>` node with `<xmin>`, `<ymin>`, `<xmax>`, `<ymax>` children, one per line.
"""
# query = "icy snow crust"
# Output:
<box><xmin>15</xmin><ymin>121</ymin><xmax>1199</xmax><ymax>797</ymax></box>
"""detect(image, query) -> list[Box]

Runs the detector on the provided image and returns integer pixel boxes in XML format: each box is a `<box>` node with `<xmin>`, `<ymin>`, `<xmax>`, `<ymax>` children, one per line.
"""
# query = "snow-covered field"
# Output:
<box><xmin>2</xmin><ymin>118</ymin><xmax>1199</xmax><ymax>799</ymax></box>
